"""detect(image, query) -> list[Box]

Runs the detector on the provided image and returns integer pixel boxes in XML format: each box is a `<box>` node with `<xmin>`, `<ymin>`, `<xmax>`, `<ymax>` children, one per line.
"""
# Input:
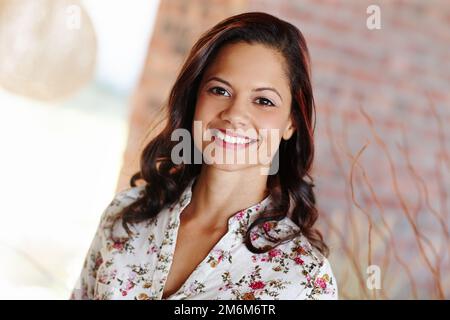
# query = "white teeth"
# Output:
<box><xmin>213</xmin><ymin>129</ymin><xmax>253</xmax><ymax>145</ymax></box>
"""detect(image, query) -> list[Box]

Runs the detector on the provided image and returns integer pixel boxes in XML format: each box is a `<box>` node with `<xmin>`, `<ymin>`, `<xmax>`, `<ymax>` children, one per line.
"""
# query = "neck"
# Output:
<box><xmin>182</xmin><ymin>166</ymin><xmax>268</xmax><ymax>231</ymax></box>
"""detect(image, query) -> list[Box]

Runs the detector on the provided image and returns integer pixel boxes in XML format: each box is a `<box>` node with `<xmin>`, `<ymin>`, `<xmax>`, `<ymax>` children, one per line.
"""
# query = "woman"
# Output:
<box><xmin>70</xmin><ymin>11</ymin><xmax>338</xmax><ymax>300</ymax></box>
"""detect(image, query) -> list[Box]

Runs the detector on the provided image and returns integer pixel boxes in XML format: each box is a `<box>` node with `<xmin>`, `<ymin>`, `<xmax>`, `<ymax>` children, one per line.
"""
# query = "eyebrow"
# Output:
<box><xmin>205</xmin><ymin>76</ymin><xmax>283</xmax><ymax>102</ymax></box>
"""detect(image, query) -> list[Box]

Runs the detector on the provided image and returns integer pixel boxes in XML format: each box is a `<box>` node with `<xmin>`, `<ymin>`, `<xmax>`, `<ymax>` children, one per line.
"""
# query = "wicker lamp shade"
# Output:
<box><xmin>0</xmin><ymin>0</ymin><xmax>97</xmax><ymax>101</ymax></box>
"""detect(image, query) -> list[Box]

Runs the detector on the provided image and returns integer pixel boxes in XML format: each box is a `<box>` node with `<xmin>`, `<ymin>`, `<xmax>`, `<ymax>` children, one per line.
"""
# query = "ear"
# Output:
<box><xmin>282</xmin><ymin>117</ymin><xmax>296</xmax><ymax>140</ymax></box>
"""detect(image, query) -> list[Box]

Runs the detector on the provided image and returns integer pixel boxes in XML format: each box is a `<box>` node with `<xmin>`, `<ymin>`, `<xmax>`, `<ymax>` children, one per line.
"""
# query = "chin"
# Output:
<box><xmin>206</xmin><ymin>162</ymin><xmax>256</xmax><ymax>172</ymax></box>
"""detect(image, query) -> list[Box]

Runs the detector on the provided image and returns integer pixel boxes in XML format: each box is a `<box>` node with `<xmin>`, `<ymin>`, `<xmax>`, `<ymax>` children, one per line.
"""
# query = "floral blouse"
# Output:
<box><xmin>70</xmin><ymin>178</ymin><xmax>338</xmax><ymax>300</ymax></box>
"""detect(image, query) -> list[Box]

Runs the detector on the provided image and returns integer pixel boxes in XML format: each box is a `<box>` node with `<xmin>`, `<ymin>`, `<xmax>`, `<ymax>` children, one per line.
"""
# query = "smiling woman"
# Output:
<box><xmin>70</xmin><ymin>11</ymin><xmax>338</xmax><ymax>300</ymax></box>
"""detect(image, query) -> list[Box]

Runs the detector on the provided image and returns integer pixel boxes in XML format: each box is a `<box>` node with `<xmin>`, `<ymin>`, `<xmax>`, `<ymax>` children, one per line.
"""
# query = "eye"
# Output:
<box><xmin>208</xmin><ymin>86</ymin><xmax>231</xmax><ymax>97</ymax></box>
<box><xmin>255</xmin><ymin>97</ymin><xmax>275</xmax><ymax>107</ymax></box>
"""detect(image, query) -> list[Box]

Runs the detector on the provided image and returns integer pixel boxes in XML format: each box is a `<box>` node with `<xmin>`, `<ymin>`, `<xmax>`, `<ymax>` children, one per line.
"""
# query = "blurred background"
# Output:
<box><xmin>0</xmin><ymin>0</ymin><xmax>448</xmax><ymax>299</ymax></box>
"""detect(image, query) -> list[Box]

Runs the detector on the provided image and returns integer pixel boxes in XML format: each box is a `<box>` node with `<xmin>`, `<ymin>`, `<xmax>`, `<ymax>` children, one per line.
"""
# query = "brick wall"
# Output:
<box><xmin>117</xmin><ymin>0</ymin><xmax>450</xmax><ymax>299</ymax></box>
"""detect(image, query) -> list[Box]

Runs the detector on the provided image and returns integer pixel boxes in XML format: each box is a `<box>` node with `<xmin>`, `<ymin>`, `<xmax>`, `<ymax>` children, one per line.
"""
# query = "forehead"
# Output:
<box><xmin>202</xmin><ymin>42</ymin><xmax>290</xmax><ymax>90</ymax></box>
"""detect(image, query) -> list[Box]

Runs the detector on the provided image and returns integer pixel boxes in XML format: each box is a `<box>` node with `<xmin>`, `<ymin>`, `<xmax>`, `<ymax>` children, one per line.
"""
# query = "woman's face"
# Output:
<box><xmin>193</xmin><ymin>42</ymin><xmax>295</xmax><ymax>174</ymax></box>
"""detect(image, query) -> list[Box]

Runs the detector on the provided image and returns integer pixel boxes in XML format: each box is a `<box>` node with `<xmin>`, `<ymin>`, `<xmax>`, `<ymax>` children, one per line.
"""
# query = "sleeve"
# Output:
<box><xmin>69</xmin><ymin>211</ymin><xmax>107</xmax><ymax>300</ymax></box>
<box><xmin>297</xmin><ymin>257</ymin><xmax>339</xmax><ymax>300</ymax></box>
<box><xmin>69</xmin><ymin>186</ymin><xmax>144</xmax><ymax>299</ymax></box>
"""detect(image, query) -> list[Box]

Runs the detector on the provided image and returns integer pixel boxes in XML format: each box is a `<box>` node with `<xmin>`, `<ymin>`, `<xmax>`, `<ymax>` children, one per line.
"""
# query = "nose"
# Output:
<box><xmin>219</xmin><ymin>97</ymin><xmax>249</xmax><ymax>127</ymax></box>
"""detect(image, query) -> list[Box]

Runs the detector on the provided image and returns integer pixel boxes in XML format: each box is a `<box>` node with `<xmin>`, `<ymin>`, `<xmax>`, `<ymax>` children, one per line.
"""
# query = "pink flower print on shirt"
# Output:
<box><xmin>147</xmin><ymin>245</ymin><xmax>158</xmax><ymax>255</ymax></box>
<box><xmin>70</xmin><ymin>178</ymin><xmax>338</xmax><ymax>300</ymax></box>
<box><xmin>250</xmin><ymin>230</ymin><xmax>260</xmax><ymax>241</ymax></box>
<box><xmin>113</xmin><ymin>241</ymin><xmax>123</xmax><ymax>250</ymax></box>
<box><xmin>235</xmin><ymin>210</ymin><xmax>245</xmax><ymax>221</ymax></box>
<box><xmin>249</xmin><ymin>280</ymin><xmax>266</xmax><ymax>290</ymax></box>
<box><xmin>315</xmin><ymin>277</ymin><xmax>327</xmax><ymax>289</ymax></box>
<box><xmin>268</xmin><ymin>248</ymin><xmax>282</xmax><ymax>259</ymax></box>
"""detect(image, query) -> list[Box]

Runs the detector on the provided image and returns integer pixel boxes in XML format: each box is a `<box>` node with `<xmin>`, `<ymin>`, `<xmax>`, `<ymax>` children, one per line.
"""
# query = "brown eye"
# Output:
<box><xmin>255</xmin><ymin>97</ymin><xmax>275</xmax><ymax>107</ymax></box>
<box><xmin>209</xmin><ymin>86</ymin><xmax>230</xmax><ymax>97</ymax></box>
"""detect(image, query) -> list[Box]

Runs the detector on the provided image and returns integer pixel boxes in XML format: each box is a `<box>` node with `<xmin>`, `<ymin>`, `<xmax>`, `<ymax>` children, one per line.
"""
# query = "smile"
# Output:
<box><xmin>211</xmin><ymin>128</ymin><xmax>258</xmax><ymax>148</ymax></box>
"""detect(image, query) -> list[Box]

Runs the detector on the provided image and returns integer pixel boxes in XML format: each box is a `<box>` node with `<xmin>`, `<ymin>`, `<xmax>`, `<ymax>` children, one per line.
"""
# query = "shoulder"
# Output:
<box><xmin>98</xmin><ymin>184</ymin><xmax>147</xmax><ymax>238</ymax></box>
<box><xmin>288</xmin><ymin>233</ymin><xmax>338</xmax><ymax>299</ymax></box>
<box><xmin>104</xmin><ymin>185</ymin><xmax>146</xmax><ymax>216</ymax></box>
<box><xmin>109</xmin><ymin>184</ymin><xmax>146</xmax><ymax>209</ymax></box>
<box><xmin>250</xmin><ymin>217</ymin><xmax>338</xmax><ymax>299</ymax></box>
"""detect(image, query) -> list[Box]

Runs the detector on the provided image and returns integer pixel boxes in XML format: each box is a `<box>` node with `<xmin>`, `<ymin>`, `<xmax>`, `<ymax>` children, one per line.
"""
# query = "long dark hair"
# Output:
<box><xmin>114</xmin><ymin>12</ymin><xmax>328</xmax><ymax>256</ymax></box>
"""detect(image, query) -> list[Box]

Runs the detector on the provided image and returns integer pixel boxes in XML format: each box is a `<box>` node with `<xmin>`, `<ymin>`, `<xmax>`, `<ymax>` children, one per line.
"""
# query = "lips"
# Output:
<box><xmin>211</xmin><ymin>128</ymin><xmax>258</xmax><ymax>145</ymax></box>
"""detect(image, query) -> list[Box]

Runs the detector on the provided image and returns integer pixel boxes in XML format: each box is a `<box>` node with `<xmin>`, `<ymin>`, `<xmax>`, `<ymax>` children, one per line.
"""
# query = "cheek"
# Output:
<box><xmin>255</xmin><ymin>114</ymin><xmax>288</xmax><ymax>137</ymax></box>
<box><xmin>255</xmin><ymin>114</ymin><xmax>290</xmax><ymax>154</ymax></box>
<box><xmin>193</xmin><ymin>95</ymin><xmax>219</xmax><ymax>123</ymax></box>
<box><xmin>192</xmin><ymin>98</ymin><xmax>218</xmax><ymax>151</ymax></box>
